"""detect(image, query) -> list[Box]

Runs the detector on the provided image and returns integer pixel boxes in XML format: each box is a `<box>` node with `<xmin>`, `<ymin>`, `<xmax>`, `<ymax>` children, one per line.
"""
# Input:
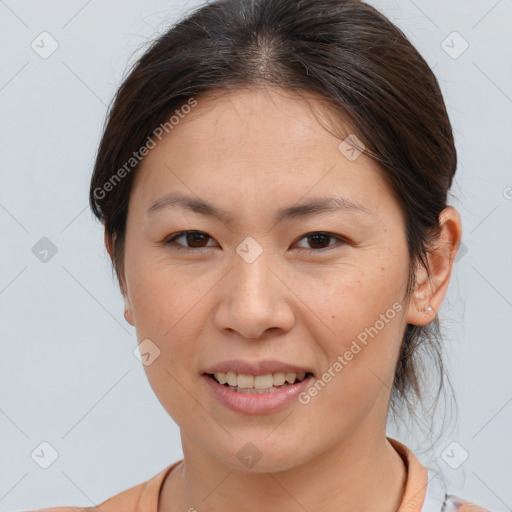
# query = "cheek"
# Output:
<box><xmin>126</xmin><ymin>251</ymin><xmax>202</xmax><ymax>335</ymax></box>
<box><xmin>294</xmin><ymin>251</ymin><xmax>407</xmax><ymax>404</ymax></box>
<box><xmin>297</xmin><ymin>282</ymin><xmax>405</xmax><ymax>438</ymax></box>
<box><xmin>127</xmin><ymin>261</ymin><xmax>208</xmax><ymax>425</ymax></box>
<box><xmin>294</xmin><ymin>252</ymin><xmax>406</xmax><ymax>340</ymax></box>
<box><xmin>126</xmin><ymin>257</ymin><xmax>212</xmax><ymax>393</ymax></box>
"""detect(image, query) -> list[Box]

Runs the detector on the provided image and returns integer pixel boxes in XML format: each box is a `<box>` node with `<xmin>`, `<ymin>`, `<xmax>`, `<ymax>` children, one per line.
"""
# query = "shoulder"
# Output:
<box><xmin>445</xmin><ymin>493</ymin><xmax>494</xmax><ymax>511</ymax></box>
<box><xmin>21</xmin><ymin>462</ymin><xmax>180</xmax><ymax>512</ymax></box>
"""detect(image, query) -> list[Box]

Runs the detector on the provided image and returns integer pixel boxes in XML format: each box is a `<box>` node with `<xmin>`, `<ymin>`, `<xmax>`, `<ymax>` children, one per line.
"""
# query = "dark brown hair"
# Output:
<box><xmin>89</xmin><ymin>0</ymin><xmax>457</xmax><ymax>435</ymax></box>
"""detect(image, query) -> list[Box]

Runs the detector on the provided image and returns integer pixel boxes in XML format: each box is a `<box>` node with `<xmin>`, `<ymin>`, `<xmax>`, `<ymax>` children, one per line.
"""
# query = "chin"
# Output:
<box><xmin>227</xmin><ymin>455</ymin><xmax>303</xmax><ymax>474</ymax></box>
<box><xmin>208</xmin><ymin>440</ymin><xmax>312</xmax><ymax>474</ymax></box>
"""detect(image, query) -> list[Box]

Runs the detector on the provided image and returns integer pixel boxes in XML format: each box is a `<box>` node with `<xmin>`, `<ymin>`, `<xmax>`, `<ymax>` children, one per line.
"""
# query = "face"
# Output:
<box><xmin>120</xmin><ymin>87</ymin><xmax>416</xmax><ymax>472</ymax></box>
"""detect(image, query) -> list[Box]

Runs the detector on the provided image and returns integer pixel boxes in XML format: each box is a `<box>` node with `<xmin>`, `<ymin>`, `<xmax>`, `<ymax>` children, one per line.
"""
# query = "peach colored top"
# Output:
<box><xmin>23</xmin><ymin>437</ymin><xmax>491</xmax><ymax>512</ymax></box>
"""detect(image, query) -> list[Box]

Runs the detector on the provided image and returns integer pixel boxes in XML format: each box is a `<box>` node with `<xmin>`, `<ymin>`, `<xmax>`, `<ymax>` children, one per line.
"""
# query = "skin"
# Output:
<box><xmin>105</xmin><ymin>86</ymin><xmax>462</xmax><ymax>512</ymax></box>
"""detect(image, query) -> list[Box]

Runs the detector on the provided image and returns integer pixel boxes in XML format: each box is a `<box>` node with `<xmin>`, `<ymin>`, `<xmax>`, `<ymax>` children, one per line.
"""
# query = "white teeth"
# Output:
<box><xmin>226</xmin><ymin>372</ymin><xmax>237</xmax><ymax>386</ymax></box>
<box><xmin>273</xmin><ymin>372</ymin><xmax>286</xmax><ymax>386</ymax></box>
<box><xmin>212</xmin><ymin>371</ymin><xmax>310</xmax><ymax>389</ymax></box>
<box><xmin>216</xmin><ymin>372</ymin><xmax>227</xmax><ymax>385</ymax></box>
<box><xmin>254</xmin><ymin>374</ymin><xmax>273</xmax><ymax>389</ymax></box>
<box><xmin>238</xmin><ymin>374</ymin><xmax>255</xmax><ymax>388</ymax></box>
<box><xmin>285</xmin><ymin>372</ymin><xmax>296</xmax><ymax>384</ymax></box>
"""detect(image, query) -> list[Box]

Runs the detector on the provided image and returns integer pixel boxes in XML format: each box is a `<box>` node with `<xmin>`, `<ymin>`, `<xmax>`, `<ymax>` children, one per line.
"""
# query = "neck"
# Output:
<box><xmin>159</xmin><ymin>429</ymin><xmax>407</xmax><ymax>512</ymax></box>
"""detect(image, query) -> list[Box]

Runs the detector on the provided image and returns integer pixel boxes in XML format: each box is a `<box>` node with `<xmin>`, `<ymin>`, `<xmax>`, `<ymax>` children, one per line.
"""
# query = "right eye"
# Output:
<box><xmin>163</xmin><ymin>230</ymin><xmax>218</xmax><ymax>251</ymax></box>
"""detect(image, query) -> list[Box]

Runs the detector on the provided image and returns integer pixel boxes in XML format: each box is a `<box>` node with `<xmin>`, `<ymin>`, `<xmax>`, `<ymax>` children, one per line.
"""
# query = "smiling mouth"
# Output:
<box><xmin>205</xmin><ymin>371</ymin><xmax>314</xmax><ymax>393</ymax></box>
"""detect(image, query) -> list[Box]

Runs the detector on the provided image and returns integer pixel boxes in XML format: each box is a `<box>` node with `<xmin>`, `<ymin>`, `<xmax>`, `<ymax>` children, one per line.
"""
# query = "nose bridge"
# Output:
<box><xmin>232</xmin><ymin>240</ymin><xmax>278</xmax><ymax>310</ymax></box>
<box><xmin>215</xmin><ymin>240</ymin><xmax>294</xmax><ymax>339</ymax></box>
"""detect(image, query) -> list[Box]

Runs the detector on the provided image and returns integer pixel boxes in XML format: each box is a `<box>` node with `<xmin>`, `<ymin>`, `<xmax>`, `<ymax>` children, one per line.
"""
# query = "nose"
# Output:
<box><xmin>213</xmin><ymin>251</ymin><xmax>295</xmax><ymax>340</ymax></box>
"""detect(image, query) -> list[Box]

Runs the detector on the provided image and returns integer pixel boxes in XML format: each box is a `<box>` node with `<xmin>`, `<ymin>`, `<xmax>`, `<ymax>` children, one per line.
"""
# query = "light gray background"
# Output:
<box><xmin>1</xmin><ymin>0</ymin><xmax>511</xmax><ymax>510</ymax></box>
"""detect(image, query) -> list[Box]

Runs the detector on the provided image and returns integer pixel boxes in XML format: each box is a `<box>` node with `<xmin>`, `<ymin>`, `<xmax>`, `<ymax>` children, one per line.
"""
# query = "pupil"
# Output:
<box><xmin>188</xmin><ymin>232</ymin><xmax>206</xmax><ymax>247</ymax></box>
<box><xmin>309</xmin><ymin>233</ymin><xmax>328</xmax><ymax>249</ymax></box>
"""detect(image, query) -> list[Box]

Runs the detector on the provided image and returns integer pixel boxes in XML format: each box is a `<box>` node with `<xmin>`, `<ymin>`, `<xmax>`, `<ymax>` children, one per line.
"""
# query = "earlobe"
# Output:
<box><xmin>405</xmin><ymin>206</ymin><xmax>462</xmax><ymax>326</ymax></box>
<box><xmin>405</xmin><ymin>263</ymin><xmax>435</xmax><ymax>326</ymax></box>
<box><xmin>123</xmin><ymin>294</ymin><xmax>135</xmax><ymax>326</ymax></box>
<box><xmin>104</xmin><ymin>226</ymin><xmax>134</xmax><ymax>326</ymax></box>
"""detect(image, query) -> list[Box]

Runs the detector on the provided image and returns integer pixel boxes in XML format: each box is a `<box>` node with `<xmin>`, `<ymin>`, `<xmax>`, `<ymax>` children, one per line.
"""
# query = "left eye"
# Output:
<box><xmin>294</xmin><ymin>232</ymin><xmax>346</xmax><ymax>252</ymax></box>
<box><xmin>163</xmin><ymin>231</ymin><xmax>346</xmax><ymax>252</ymax></box>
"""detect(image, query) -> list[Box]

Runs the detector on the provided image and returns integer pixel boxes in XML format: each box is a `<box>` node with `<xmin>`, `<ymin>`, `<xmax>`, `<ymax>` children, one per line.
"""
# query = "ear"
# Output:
<box><xmin>104</xmin><ymin>227</ymin><xmax>135</xmax><ymax>326</ymax></box>
<box><xmin>405</xmin><ymin>206</ymin><xmax>462</xmax><ymax>326</ymax></box>
<box><xmin>123</xmin><ymin>295</ymin><xmax>135</xmax><ymax>326</ymax></box>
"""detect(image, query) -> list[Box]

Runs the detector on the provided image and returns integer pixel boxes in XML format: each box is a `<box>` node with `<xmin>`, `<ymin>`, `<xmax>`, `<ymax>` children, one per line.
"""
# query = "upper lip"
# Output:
<box><xmin>203</xmin><ymin>359</ymin><xmax>314</xmax><ymax>376</ymax></box>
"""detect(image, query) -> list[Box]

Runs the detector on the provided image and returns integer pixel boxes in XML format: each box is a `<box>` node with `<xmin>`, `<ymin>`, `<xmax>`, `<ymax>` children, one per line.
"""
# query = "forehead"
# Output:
<box><xmin>159</xmin><ymin>86</ymin><xmax>352</xmax><ymax>153</ymax></box>
<box><xmin>130</xmin><ymin>86</ymin><xmax>395</xmax><ymax>221</ymax></box>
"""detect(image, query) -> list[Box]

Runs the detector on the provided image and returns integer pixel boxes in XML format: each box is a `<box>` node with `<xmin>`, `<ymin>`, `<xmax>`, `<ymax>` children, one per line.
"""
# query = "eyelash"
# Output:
<box><xmin>162</xmin><ymin>230</ymin><xmax>348</xmax><ymax>253</ymax></box>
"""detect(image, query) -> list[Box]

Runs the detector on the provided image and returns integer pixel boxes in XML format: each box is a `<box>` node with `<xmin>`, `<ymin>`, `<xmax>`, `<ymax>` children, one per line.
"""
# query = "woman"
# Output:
<box><xmin>28</xmin><ymin>0</ymin><xmax>492</xmax><ymax>510</ymax></box>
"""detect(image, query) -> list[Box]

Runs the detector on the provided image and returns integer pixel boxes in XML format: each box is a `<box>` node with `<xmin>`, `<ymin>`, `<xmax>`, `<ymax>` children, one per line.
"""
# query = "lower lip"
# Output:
<box><xmin>202</xmin><ymin>374</ymin><xmax>314</xmax><ymax>415</ymax></box>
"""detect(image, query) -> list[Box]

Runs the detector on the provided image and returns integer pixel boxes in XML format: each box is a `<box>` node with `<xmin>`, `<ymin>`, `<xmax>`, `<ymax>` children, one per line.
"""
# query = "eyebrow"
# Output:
<box><xmin>146</xmin><ymin>193</ymin><xmax>372</xmax><ymax>224</ymax></box>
